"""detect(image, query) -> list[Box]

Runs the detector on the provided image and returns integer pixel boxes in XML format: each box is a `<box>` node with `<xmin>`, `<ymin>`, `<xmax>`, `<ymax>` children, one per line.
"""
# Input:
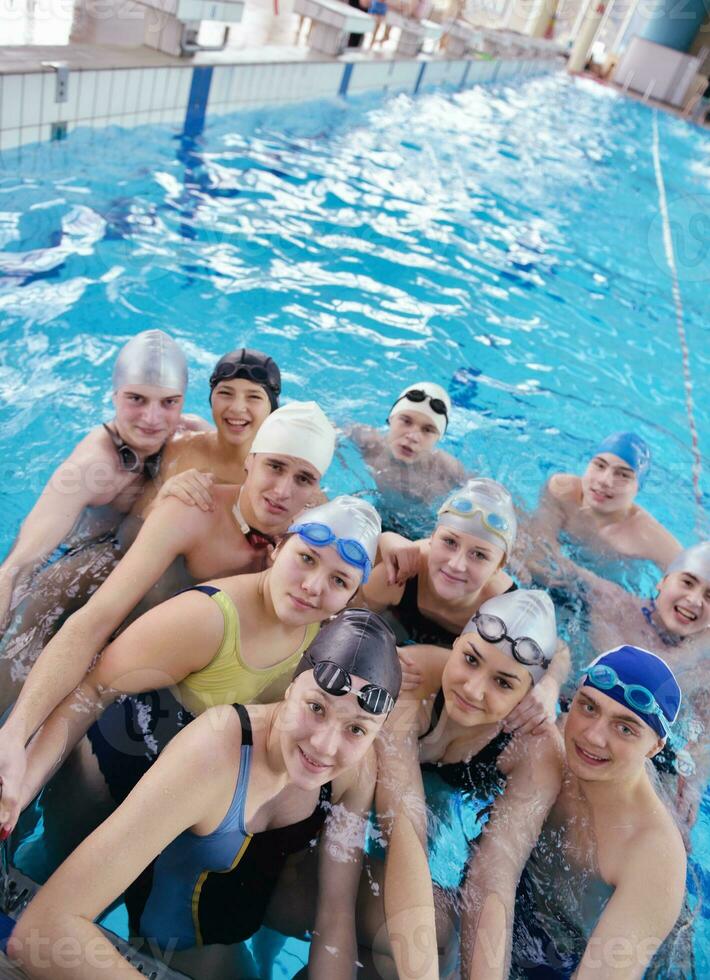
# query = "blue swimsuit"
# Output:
<box><xmin>129</xmin><ymin>703</ymin><xmax>332</xmax><ymax>950</ymax></box>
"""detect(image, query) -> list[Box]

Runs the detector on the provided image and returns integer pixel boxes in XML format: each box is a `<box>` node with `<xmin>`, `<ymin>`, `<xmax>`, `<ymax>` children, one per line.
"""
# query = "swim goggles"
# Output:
<box><xmin>304</xmin><ymin>652</ymin><xmax>395</xmax><ymax>715</ymax></box>
<box><xmin>209</xmin><ymin>357</ymin><xmax>281</xmax><ymax>396</ymax></box>
<box><xmin>583</xmin><ymin>664</ymin><xmax>672</xmax><ymax>738</ymax></box>
<box><xmin>472</xmin><ymin>612</ymin><xmax>549</xmax><ymax>670</ymax></box>
<box><xmin>102</xmin><ymin>424</ymin><xmax>163</xmax><ymax>480</ymax></box>
<box><xmin>232</xmin><ymin>492</ymin><xmax>276</xmax><ymax>550</ymax></box>
<box><xmin>438</xmin><ymin>498</ymin><xmax>509</xmax><ymax>536</ymax></box>
<box><xmin>392</xmin><ymin>389</ymin><xmax>448</xmax><ymax>428</ymax></box>
<box><xmin>289</xmin><ymin>522</ymin><xmax>372</xmax><ymax>583</ymax></box>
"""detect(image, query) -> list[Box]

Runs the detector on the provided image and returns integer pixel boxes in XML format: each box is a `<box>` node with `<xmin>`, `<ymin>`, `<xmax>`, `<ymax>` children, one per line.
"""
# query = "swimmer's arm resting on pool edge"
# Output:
<box><xmin>459</xmin><ymin>727</ymin><xmax>563</xmax><ymax>980</ymax></box>
<box><xmin>18</xmin><ymin>587</ymin><xmax>226</xmax><ymax>814</ymax></box>
<box><xmin>7</xmin><ymin>708</ymin><xmax>242</xmax><ymax>979</ymax></box>
<box><xmin>0</xmin><ymin>497</ymin><xmax>210</xmax><ymax>832</ymax></box>
<box><xmin>573</xmin><ymin>828</ymin><xmax>685</xmax><ymax>979</ymax></box>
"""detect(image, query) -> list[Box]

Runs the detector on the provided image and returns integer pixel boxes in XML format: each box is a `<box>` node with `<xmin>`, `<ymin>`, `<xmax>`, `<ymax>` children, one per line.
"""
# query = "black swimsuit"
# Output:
<box><xmin>391</xmin><ymin>577</ymin><xmax>518</xmax><ymax>647</ymax></box>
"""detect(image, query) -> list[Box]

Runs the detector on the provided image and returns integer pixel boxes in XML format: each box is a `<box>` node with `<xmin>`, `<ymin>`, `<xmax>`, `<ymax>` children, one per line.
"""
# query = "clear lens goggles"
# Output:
<box><xmin>439</xmin><ymin>498</ymin><xmax>509</xmax><ymax>535</ymax></box>
<box><xmin>473</xmin><ymin>612</ymin><xmax>548</xmax><ymax>669</ymax></box>
<box><xmin>308</xmin><ymin>656</ymin><xmax>395</xmax><ymax>716</ymax></box>
<box><xmin>290</xmin><ymin>522</ymin><xmax>372</xmax><ymax>583</ymax></box>
<box><xmin>583</xmin><ymin>664</ymin><xmax>672</xmax><ymax>738</ymax></box>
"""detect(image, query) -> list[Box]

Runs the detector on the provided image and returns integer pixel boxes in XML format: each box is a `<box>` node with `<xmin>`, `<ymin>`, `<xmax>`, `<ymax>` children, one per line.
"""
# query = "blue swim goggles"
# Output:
<box><xmin>583</xmin><ymin>664</ymin><xmax>673</xmax><ymax>739</ymax></box>
<box><xmin>438</xmin><ymin>498</ymin><xmax>509</xmax><ymax>535</ymax></box>
<box><xmin>289</xmin><ymin>522</ymin><xmax>372</xmax><ymax>583</ymax></box>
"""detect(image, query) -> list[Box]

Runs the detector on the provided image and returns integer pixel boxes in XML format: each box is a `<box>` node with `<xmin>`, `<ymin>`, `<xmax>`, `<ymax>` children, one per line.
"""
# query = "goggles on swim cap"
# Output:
<box><xmin>472</xmin><ymin>611</ymin><xmax>550</xmax><ymax>671</ymax></box>
<box><xmin>391</xmin><ymin>389</ymin><xmax>449</xmax><ymax>430</ymax></box>
<box><xmin>209</xmin><ymin>349</ymin><xmax>281</xmax><ymax>410</ymax></box>
<box><xmin>303</xmin><ymin>651</ymin><xmax>395</xmax><ymax>715</ymax></box>
<box><xmin>582</xmin><ymin>664</ymin><xmax>672</xmax><ymax>739</ymax></box>
<box><xmin>102</xmin><ymin>424</ymin><xmax>163</xmax><ymax>480</ymax></box>
<box><xmin>289</xmin><ymin>523</ymin><xmax>372</xmax><ymax>583</ymax></box>
<box><xmin>441</xmin><ymin>499</ymin><xmax>510</xmax><ymax>536</ymax></box>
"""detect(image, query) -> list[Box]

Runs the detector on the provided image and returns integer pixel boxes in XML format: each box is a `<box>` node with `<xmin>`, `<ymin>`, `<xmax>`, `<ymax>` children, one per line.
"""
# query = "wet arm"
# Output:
<box><xmin>309</xmin><ymin>756</ymin><xmax>377</xmax><ymax>980</ymax></box>
<box><xmin>20</xmin><ymin>590</ymin><xmax>223</xmax><ymax>810</ymax></box>
<box><xmin>460</xmin><ymin>732</ymin><xmax>562</xmax><ymax>980</ymax></box>
<box><xmin>574</xmin><ymin>833</ymin><xmax>685</xmax><ymax>979</ymax></box>
<box><xmin>8</xmin><ymin>710</ymin><xmax>236</xmax><ymax>979</ymax></box>
<box><xmin>504</xmin><ymin>639</ymin><xmax>571</xmax><ymax>734</ymax></box>
<box><xmin>360</xmin><ymin>560</ymin><xmax>405</xmax><ymax>613</ymax></box>
<box><xmin>376</xmin><ymin>700</ymin><xmax>439</xmax><ymax>980</ymax></box>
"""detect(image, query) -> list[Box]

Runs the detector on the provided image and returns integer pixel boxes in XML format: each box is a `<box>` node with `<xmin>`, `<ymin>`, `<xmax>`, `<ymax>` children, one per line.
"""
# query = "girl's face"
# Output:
<box><xmin>427</xmin><ymin>525</ymin><xmax>505</xmax><ymax>600</ymax></box>
<box><xmin>442</xmin><ymin>631</ymin><xmax>532</xmax><ymax>727</ymax></box>
<box><xmin>269</xmin><ymin>535</ymin><xmax>361</xmax><ymax>626</ymax></box>
<box><xmin>387</xmin><ymin>410</ymin><xmax>440</xmax><ymax>463</ymax></box>
<box><xmin>655</xmin><ymin>570</ymin><xmax>710</xmax><ymax>638</ymax></box>
<box><xmin>113</xmin><ymin>384</ymin><xmax>184</xmax><ymax>454</ymax></box>
<box><xmin>581</xmin><ymin>453</ymin><xmax>638</xmax><ymax>514</ymax></box>
<box><xmin>211</xmin><ymin>378</ymin><xmax>271</xmax><ymax>448</ymax></box>
<box><xmin>280</xmin><ymin>671</ymin><xmax>385</xmax><ymax>790</ymax></box>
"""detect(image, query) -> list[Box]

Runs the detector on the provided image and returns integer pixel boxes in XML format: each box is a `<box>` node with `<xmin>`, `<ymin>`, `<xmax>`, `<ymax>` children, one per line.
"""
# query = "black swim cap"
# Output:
<box><xmin>294</xmin><ymin>608</ymin><xmax>401</xmax><ymax>704</ymax></box>
<box><xmin>209</xmin><ymin>348</ymin><xmax>281</xmax><ymax>410</ymax></box>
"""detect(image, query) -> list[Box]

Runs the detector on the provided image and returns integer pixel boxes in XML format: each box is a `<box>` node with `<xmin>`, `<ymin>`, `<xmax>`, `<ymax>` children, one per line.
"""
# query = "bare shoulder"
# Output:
<box><xmin>166</xmin><ymin>703</ymin><xmax>243</xmax><ymax>770</ymax></box>
<box><xmin>331</xmin><ymin>745</ymin><xmax>378</xmax><ymax>804</ymax></box>
<box><xmin>66</xmin><ymin>424</ymin><xmax>120</xmax><ymax>467</ymax></box>
<box><xmin>348</xmin><ymin>424</ymin><xmax>383</xmax><ymax>454</ymax></box>
<box><xmin>614</xmin><ymin>804</ymin><xmax>686</xmax><ymax>892</ymax></box>
<box><xmin>499</xmin><ymin>723</ymin><xmax>564</xmax><ymax>784</ymax></box>
<box><xmin>433</xmin><ymin>448</ymin><xmax>467</xmax><ymax>483</ymax></box>
<box><xmin>547</xmin><ymin>472</ymin><xmax>581</xmax><ymax>505</ymax></box>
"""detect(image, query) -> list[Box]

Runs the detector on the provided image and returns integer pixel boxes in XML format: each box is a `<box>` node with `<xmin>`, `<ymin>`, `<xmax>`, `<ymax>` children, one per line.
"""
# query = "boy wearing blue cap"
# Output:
<box><xmin>461</xmin><ymin>646</ymin><xmax>686</xmax><ymax>980</ymax></box>
<box><xmin>527</xmin><ymin>431</ymin><xmax>681</xmax><ymax>570</ymax></box>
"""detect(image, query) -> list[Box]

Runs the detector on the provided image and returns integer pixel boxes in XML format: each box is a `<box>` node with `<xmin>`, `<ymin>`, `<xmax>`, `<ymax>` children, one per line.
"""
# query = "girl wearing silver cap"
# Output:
<box><xmin>0</xmin><ymin>330</ymin><xmax>194</xmax><ymax>708</ymax></box>
<box><xmin>361</xmin><ymin>589</ymin><xmax>562</xmax><ymax>979</ymax></box>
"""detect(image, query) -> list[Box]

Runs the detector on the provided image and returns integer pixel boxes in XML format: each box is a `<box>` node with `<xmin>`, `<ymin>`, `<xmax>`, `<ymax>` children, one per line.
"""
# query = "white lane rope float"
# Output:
<box><xmin>651</xmin><ymin>110</ymin><xmax>706</xmax><ymax>535</ymax></box>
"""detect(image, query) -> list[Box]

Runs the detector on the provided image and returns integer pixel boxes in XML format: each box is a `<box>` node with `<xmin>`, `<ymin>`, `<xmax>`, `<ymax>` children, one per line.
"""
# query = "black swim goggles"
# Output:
<box><xmin>304</xmin><ymin>652</ymin><xmax>396</xmax><ymax>716</ymax></box>
<box><xmin>209</xmin><ymin>350</ymin><xmax>281</xmax><ymax>405</ymax></box>
<box><xmin>391</xmin><ymin>389</ymin><xmax>448</xmax><ymax>429</ymax></box>
<box><xmin>102</xmin><ymin>424</ymin><xmax>163</xmax><ymax>480</ymax></box>
<box><xmin>471</xmin><ymin>612</ymin><xmax>549</xmax><ymax>670</ymax></box>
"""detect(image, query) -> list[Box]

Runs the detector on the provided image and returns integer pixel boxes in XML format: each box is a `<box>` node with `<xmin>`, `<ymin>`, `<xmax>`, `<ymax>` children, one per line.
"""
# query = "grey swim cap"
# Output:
<box><xmin>667</xmin><ymin>541</ymin><xmax>710</xmax><ymax>582</ymax></box>
<box><xmin>464</xmin><ymin>589</ymin><xmax>557</xmax><ymax>684</ymax></box>
<box><xmin>437</xmin><ymin>478</ymin><xmax>517</xmax><ymax>557</ymax></box>
<box><xmin>290</xmin><ymin>495</ymin><xmax>381</xmax><ymax>565</ymax></box>
<box><xmin>112</xmin><ymin>330</ymin><xmax>188</xmax><ymax>393</ymax></box>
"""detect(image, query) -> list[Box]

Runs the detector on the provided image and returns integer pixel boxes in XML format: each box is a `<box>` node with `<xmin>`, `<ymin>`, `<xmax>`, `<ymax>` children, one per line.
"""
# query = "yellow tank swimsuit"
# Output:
<box><xmin>177</xmin><ymin>585</ymin><xmax>320</xmax><ymax>716</ymax></box>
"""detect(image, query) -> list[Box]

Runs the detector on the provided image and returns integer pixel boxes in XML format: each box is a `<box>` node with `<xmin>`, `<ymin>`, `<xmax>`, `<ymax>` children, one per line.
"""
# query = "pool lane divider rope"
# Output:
<box><xmin>651</xmin><ymin>110</ymin><xmax>706</xmax><ymax>533</ymax></box>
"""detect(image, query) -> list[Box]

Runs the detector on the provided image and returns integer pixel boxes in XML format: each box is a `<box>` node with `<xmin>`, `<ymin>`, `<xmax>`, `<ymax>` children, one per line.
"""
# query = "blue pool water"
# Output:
<box><xmin>1</xmin><ymin>72</ymin><xmax>708</xmax><ymax>973</ymax></box>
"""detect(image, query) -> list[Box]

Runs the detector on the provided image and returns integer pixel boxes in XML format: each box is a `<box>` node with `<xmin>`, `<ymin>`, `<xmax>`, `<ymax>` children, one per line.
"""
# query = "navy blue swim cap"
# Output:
<box><xmin>594</xmin><ymin>432</ymin><xmax>651</xmax><ymax>488</ymax></box>
<box><xmin>582</xmin><ymin>646</ymin><xmax>681</xmax><ymax>740</ymax></box>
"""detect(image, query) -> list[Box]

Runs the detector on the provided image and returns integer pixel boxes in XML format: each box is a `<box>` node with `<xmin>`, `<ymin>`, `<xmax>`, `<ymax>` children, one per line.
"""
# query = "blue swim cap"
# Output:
<box><xmin>594</xmin><ymin>432</ymin><xmax>651</xmax><ymax>488</ymax></box>
<box><xmin>582</xmin><ymin>646</ymin><xmax>681</xmax><ymax>740</ymax></box>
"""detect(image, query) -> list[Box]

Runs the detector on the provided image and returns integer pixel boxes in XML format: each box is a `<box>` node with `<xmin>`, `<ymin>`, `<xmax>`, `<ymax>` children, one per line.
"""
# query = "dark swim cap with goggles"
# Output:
<box><xmin>293</xmin><ymin>608</ymin><xmax>401</xmax><ymax>716</ymax></box>
<box><xmin>209</xmin><ymin>349</ymin><xmax>281</xmax><ymax>410</ymax></box>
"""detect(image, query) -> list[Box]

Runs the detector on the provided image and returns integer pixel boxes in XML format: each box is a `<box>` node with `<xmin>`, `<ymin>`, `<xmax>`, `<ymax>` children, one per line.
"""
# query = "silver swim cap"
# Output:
<box><xmin>112</xmin><ymin>330</ymin><xmax>188</xmax><ymax>393</ymax></box>
<box><xmin>437</xmin><ymin>478</ymin><xmax>517</xmax><ymax>557</ymax></box>
<box><xmin>464</xmin><ymin>589</ymin><xmax>557</xmax><ymax>685</ymax></box>
<box><xmin>290</xmin><ymin>495</ymin><xmax>381</xmax><ymax>566</ymax></box>
<box><xmin>667</xmin><ymin>541</ymin><xmax>710</xmax><ymax>582</ymax></box>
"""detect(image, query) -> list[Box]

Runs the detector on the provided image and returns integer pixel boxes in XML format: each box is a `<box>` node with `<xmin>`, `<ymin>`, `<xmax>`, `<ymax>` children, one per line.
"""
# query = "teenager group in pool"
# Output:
<box><xmin>0</xmin><ymin>329</ymin><xmax>706</xmax><ymax>979</ymax></box>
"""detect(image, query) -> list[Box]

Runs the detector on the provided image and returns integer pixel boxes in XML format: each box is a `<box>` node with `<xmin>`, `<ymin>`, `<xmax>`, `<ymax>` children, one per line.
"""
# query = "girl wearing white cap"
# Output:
<box><xmin>0</xmin><ymin>402</ymin><xmax>337</xmax><ymax>830</ymax></box>
<box><xmin>360</xmin><ymin>589</ymin><xmax>564</xmax><ymax>979</ymax></box>
<box><xmin>348</xmin><ymin>381</ymin><xmax>467</xmax><ymax>537</ymax></box>
<box><xmin>0</xmin><ymin>497</ymin><xmax>383</xmax><ymax>845</ymax></box>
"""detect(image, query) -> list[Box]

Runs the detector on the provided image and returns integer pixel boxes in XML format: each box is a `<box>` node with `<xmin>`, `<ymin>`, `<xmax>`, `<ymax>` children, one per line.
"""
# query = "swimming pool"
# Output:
<box><xmin>1</xmin><ymin>72</ymin><xmax>708</xmax><ymax>974</ymax></box>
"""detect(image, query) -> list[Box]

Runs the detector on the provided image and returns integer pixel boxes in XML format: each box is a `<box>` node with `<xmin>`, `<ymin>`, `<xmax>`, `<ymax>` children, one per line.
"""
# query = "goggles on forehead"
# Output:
<box><xmin>583</xmin><ymin>664</ymin><xmax>672</xmax><ymax>739</ymax></box>
<box><xmin>289</xmin><ymin>522</ymin><xmax>372</xmax><ymax>583</ymax></box>
<box><xmin>472</xmin><ymin>612</ymin><xmax>549</xmax><ymax>669</ymax></box>
<box><xmin>209</xmin><ymin>359</ymin><xmax>281</xmax><ymax>394</ymax></box>
<box><xmin>305</xmin><ymin>653</ymin><xmax>395</xmax><ymax>716</ymax></box>
<box><xmin>393</xmin><ymin>389</ymin><xmax>448</xmax><ymax>426</ymax></box>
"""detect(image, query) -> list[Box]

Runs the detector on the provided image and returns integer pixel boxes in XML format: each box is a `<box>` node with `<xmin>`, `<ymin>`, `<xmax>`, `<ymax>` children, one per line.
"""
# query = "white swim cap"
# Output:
<box><xmin>112</xmin><ymin>330</ymin><xmax>187</xmax><ymax>393</ymax></box>
<box><xmin>667</xmin><ymin>541</ymin><xmax>710</xmax><ymax>582</ymax></box>
<box><xmin>464</xmin><ymin>589</ymin><xmax>557</xmax><ymax>685</ymax></box>
<box><xmin>388</xmin><ymin>381</ymin><xmax>451</xmax><ymax>437</ymax></box>
<box><xmin>291</xmin><ymin>495</ymin><xmax>382</xmax><ymax>565</ymax></box>
<box><xmin>249</xmin><ymin>401</ymin><xmax>336</xmax><ymax>477</ymax></box>
<box><xmin>437</xmin><ymin>478</ymin><xmax>517</xmax><ymax>557</ymax></box>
